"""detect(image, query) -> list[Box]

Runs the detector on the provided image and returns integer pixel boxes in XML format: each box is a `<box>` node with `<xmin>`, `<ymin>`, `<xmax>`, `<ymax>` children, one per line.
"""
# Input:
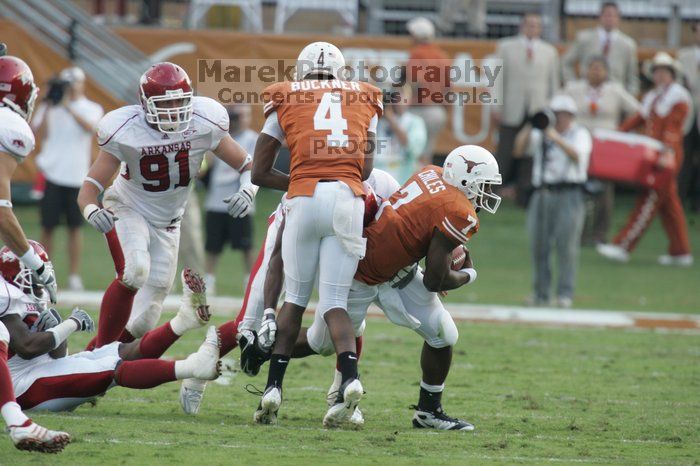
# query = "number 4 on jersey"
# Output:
<box><xmin>313</xmin><ymin>92</ymin><xmax>348</xmax><ymax>148</ymax></box>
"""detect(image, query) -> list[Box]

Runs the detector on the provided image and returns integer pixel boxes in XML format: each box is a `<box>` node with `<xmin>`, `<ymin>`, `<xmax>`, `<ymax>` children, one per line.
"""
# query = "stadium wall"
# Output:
<box><xmin>2</xmin><ymin>20</ymin><xmax>664</xmax><ymax>182</ymax></box>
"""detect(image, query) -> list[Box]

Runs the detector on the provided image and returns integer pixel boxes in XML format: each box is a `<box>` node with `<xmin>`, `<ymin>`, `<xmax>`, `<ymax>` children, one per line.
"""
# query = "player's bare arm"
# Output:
<box><xmin>77</xmin><ymin>150</ymin><xmax>121</xmax><ymax>233</ymax></box>
<box><xmin>251</xmin><ymin>133</ymin><xmax>289</xmax><ymax>191</ymax></box>
<box><xmin>215</xmin><ymin>134</ymin><xmax>259</xmax><ymax>218</ymax></box>
<box><xmin>0</xmin><ymin>308</ymin><xmax>93</xmax><ymax>359</ymax></box>
<box><xmin>423</xmin><ymin>230</ymin><xmax>474</xmax><ymax>292</ymax></box>
<box><xmin>0</xmin><ymin>152</ymin><xmax>31</xmax><ymax>255</ymax></box>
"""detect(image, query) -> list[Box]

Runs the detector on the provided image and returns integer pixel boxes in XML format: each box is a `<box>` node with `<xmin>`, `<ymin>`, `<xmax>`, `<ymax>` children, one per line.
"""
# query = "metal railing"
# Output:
<box><xmin>0</xmin><ymin>0</ymin><xmax>149</xmax><ymax>103</ymax></box>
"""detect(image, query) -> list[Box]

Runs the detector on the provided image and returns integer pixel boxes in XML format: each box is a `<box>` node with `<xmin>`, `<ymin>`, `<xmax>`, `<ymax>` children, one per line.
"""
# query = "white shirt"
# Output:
<box><xmin>0</xmin><ymin>107</ymin><xmax>35</xmax><ymax>162</ymax></box>
<box><xmin>528</xmin><ymin>124</ymin><xmax>592</xmax><ymax>187</ymax></box>
<box><xmin>97</xmin><ymin>96</ymin><xmax>231</xmax><ymax>227</ymax></box>
<box><xmin>35</xmin><ymin>98</ymin><xmax>104</xmax><ymax>187</ymax></box>
<box><xmin>205</xmin><ymin>128</ymin><xmax>258</xmax><ymax>213</ymax></box>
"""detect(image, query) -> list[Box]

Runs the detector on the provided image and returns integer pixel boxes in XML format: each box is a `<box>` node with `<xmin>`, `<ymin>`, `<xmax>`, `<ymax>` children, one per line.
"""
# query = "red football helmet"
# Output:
<box><xmin>0</xmin><ymin>56</ymin><xmax>38</xmax><ymax>121</ymax></box>
<box><xmin>0</xmin><ymin>240</ymin><xmax>52</xmax><ymax>303</ymax></box>
<box><xmin>362</xmin><ymin>181</ymin><xmax>379</xmax><ymax>227</ymax></box>
<box><xmin>139</xmin><ymin>62</ymin><xmax>193</xmax><ymax>133</ymax></box>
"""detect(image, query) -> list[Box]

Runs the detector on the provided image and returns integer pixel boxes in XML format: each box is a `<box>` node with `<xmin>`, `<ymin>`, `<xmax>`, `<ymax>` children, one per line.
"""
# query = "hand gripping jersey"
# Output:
<box><xmin>0</xmin><ymin>106</ymin><xmax>35</xmax><ymax>161</ymax></box>
<box><xmin>97</xmin><ymin>96</ymin><xmax>230</xmax><ymax>227</ymax></box>
<box><xmin>356</xmin><ymin>165</ymin><xmax>479</xmax><ymax>285</ymax></box>
<box><xmin>263</xmin><ymin>79</ymin><xmax>383</xmax><ymax>198</ymax></box>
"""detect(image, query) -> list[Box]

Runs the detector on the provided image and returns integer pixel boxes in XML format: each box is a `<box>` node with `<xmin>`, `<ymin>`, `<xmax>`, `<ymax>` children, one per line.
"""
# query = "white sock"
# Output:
<box><xmin>169</xmin><ymin>315</ymin><xmax>188</xmax><ymax>336</ymax></box>
<box><xmin>174</xmin><ymin>359</ymin><xmax>194</xmax><ymax>380</ymax></box>
<box><xmin>1</xmin><ymin>401</ymin><xmax>29</xmax><ymax>427</ymax></box>
<box><xmin>420</xmin><ymin>380</ymin><xmax>445</xmax><ymax>393</ymax></box>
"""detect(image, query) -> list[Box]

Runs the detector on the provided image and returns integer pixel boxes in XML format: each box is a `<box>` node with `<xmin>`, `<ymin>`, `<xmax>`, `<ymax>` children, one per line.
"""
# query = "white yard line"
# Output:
<box><xmin>58</xmin><ymin>291</ymin><xmax>700</xmax><ymax>331</ymax></box>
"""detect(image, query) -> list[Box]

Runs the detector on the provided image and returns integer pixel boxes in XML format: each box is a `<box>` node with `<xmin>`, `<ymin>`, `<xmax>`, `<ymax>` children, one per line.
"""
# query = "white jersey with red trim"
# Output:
<box><xmin>0</xmin><ymin>107</ymin><xmax>35</xmax><ymax>161</ymax></box>
<box><xmin>97</xmin><ymin>96</ymin><xmax>230</xmax><ymax>227</ymax></box>
<box><xmin>0</xmin><ymin>276</ymin><xmax>43</xmax><ymax>364</ymax></box>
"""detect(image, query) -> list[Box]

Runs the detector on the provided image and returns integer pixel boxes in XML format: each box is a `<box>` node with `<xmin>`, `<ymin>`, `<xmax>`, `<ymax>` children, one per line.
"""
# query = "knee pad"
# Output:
<box><xmin>425</xmin><ymin>311</ymin><xmax>459</xmax><ymax>349</ymax></box>
<box><xmin>121</xmin><ymin>250</ymin><xmax>150</xmax><ymax>289</ymax></box>
<box><xmin>437</xmin><ymin>311</ymin><xmax>459</xmax><ymax>347</ymax></box>
<box><xmin>0</xmin><ymin>321</ymin><xmax>9</xmax><ymax>345</ymax></box>
<box><xmin>126</xmin><ymin>286</ymin><xmax>168</xmax><ymax>338</ymax></box>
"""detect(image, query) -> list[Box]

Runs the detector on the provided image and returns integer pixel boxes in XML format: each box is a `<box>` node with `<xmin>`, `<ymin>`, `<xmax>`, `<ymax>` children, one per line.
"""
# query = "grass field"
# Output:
<box><xmin>3</xmin><ymin>190</ymin><xmax>699</xmax><ymax>464</ymax></box>
<box><xmin>13</xmin><ymin>189</ymin><xmax>700</xmax><ymax>312</ymax></box>
<box><xmin>1</xmin><ymin>314</ymin><xmax>698</xmax><ymax>464</ymax></box>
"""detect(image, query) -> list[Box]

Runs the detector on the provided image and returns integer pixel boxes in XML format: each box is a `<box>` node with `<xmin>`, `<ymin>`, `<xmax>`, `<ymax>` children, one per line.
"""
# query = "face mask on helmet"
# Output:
<box><xmin>143</xmin><ymin>90</ymin><xmax>193</xmax><ymax>133</ymax></box>
<box><xmin>12</xmin><ymin>262</ymin><xmax>52</xmax><ymax>307</ymax></box>
<box><xmin>470</xmin><ymin>180</ymin><xmax>502</xmax><ymax>214</ymax></box>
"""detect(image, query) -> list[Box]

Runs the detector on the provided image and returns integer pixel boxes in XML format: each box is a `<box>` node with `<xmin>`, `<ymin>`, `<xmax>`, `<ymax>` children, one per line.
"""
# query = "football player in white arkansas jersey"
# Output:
<box><xmin>0</xmin><ymin>55</ymin><xmax>70</xmax><ymax>453</ymax></box>
<box><xmin>0</xmin><ymin>240</ymin><xmax>221</xmax><ymax>418</ymax></box>
<box><xmin>178</xmin><ymin>169</ymin><xmax>399</xmax><ymax>416</ymax></box>
<box><xmin>78</xmin><ymin>62</ymin><xmax>257</xmax><ymax>349</ymax></box>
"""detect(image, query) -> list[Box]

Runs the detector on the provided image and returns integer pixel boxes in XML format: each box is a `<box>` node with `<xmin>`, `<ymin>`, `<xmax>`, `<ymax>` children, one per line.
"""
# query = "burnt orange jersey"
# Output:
<box><xmin>263</xmin><ymin>79</ymin><xmax>383</xmax><ymax>198</ymax></box>
<box><xmin>355</xmin><ymin>165</ymin><xmax>479</xmax><ymax>285</ymax></box>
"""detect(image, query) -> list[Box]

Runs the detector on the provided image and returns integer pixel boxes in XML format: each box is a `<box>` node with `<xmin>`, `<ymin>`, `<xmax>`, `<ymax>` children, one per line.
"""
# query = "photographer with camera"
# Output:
<box><xmin>31</xmin><ymin>67</ymin><xmax>103</xmax><ymax>291</ymax></box>
<box><xmin>514</xmin><ymin>95</ymin><xmax>592</xmax><ymax>308</ymax></box>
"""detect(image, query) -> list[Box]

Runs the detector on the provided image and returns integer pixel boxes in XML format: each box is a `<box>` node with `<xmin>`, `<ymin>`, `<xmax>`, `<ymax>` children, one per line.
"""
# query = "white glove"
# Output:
<box><xmin>31</xmin><ymin>263</ymin><xmax>57</xmax><ymax>304</ymax></box>
<box><xmin>224</xmin><ymin>185</ymin><xmax>255</xmax><ymax>218</ymax></box>
<box><xmin>257</xmin><ymin>308</ymin><xmax>277</xmax><ymax>351</ymax></box>
<box><xmin>33</xmin><ymin>308</ymin><xmax>62</xmax><ymax>332</ymax></box>
<box><xmin>68</xmin><ymin>307</ymin><xmax>95</xmax><ymax>332</ymax></box>
<box><xmin>83</xmin><ymin>204</ymin><xmax>116</xmax><ymax>233</ymax></box>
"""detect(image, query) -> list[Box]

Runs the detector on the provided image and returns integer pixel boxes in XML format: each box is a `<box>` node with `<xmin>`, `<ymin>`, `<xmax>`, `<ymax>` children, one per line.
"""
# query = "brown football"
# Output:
<box><xmin>451</xmin><ymin>245</ymin><xmax>467</xmax><ymax>270</ymax></box>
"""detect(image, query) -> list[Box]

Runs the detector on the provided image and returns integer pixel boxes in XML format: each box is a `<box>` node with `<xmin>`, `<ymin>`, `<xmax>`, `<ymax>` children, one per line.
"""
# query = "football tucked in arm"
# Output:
<box><xmin>451</xmin><ymin>245</ymin><xmax>468</xmax><ymax>271</ymax></box>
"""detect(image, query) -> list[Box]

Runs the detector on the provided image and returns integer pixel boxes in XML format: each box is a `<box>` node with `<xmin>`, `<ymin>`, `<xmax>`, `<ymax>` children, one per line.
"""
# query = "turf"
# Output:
<box><xmin>1</xmin><ymin>314</ymin><xmax>698</xmax><ymax>465</ymax></box>
<box><xmin>14</xmin><ymin>189</ymin><xmax>700</xmax><ymax>312</ymax></box>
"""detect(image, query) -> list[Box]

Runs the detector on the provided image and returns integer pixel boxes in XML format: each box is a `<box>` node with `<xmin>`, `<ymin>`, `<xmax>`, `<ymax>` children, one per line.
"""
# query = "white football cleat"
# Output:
<box><xmin>326</xmin><ymin>369</ymin><xmax>342</xmax><ymax>407</ymax></box>
<box><xmin>323</xmin><ymin>378</ymin><xmax>363</xmax><ymax>429</ymax></box>
<box><xmin>596</xmin><ymin>244</ymin><xmax>630</xmax><ymax>263</ymax></box>
<box><xmin>9</xmin><ymin>421</ymin><xmax>71</xmax><ymax>453</ymax></box>
<box><xmin>412</xmin><ymin>406</ymin><xmax>475</xmax><ymax>431</ymax></box>
<box><xmin>254</xmin><ymin>386</ymin><xmax>282</xmax><ymax>425</ymax></box>
<box><xmin>179</xmin><ymin>378</ymin><xmax>208</xmax><ymax>415</ymax></box>
<box><xmin>180</xmin><ymin>326</ymin><xmax>221</xmax><ymax>381</ymax></box>
<box><xmin>171</xmin><ymin>269</ymin><xmax>210</xmax><ymax>335</ymax></box>
<box><xmin>658</xmin><ymin>254</ymin><xmax>693</xmax><ymax>267</ymax></box>
<box><xmin>349</xmin><ymin>406</ymin><xmax>364</xmax><ymax>428</ymax></box>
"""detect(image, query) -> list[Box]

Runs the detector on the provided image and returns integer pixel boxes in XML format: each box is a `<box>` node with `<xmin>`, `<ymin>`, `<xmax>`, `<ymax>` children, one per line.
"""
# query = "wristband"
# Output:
<box><xmin>460</xmin><ymin>267</ymin><xmax>477</xmax><ymax>284</ymax></box>
<box><xmin>82</xmin><ymin>203</ymin><xmax>100</xmax><ymax>221</ymax></box>
<box><xmin>85</xmin><ymin>177</ymin><xmax>105</xmax><ymax>193</ymax></box>
<box><xmin>47</xmin><ymin>319</ymin><xmax>78</xmax><ymax>349</ymax></box>
<box><xmin>19</xmin><ymin>247</ymin><xmax>43</xmax><ymax>271</ymax></box>
<box><xmin>238</xmin><ymin>170</ymin><xmax>259</xmax><ymax>195</ymax></box>
<box><xmin>0</xmin><ymin>199</ymin><xmax>12</xmax><ymax>208</ymax></box>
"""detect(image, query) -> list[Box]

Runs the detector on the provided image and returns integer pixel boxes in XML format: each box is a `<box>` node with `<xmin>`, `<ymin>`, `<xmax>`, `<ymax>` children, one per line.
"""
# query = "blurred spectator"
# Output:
<box><xmin>514</xmin><ymin>95</ymin><xmax>591</xmax><ymax>308</ymax></box>
<box><xmin>597</xmin><ymin>53</ymin><xmax>693</xmax><ymax>266</ymax></box>
<box><xmin>31</xmin><ymin>67</ymin><xmax>103</xmax><ymax>291</ymax></box>
<box><xmin>405</xmin><ymin>17</ymin><xmax>448</xmax><ymax>166</ymax></box>
<box><xmin>376</xmin><ymin>85</ymin><xmax>427</xmax><ymax>183</ymax></box>
<box><xmin>562</xmin><ymin>1</ymin><xmax>639</xmax><ymax>96</ymax></box>
<box><xmin>437</xmin><ymin>0</ymin><xmax>487</xmax><ymax>37</ymax></box>
<box><xmin>564</xmin><ymin>56</ymin><xmax>640</xmax><ymax>244</ymax></box>
<box><xmin>678</xmin><ymin>22</ymin><xmax>700</xmax><ymax>213</ymax></box>
<box><xmin>204</xmin><ymin>106</ymin><xmax>257</xmax><ymax>294</ymax></box>
<box><xmin>93</xmin><ymin>0</ymin><xmax>127</xmax><ymax>23</ymax></box>
<box><xmin>494</xmin><ymin>13</ymin><xmax>560</xmax><ymax>206</ymax></box>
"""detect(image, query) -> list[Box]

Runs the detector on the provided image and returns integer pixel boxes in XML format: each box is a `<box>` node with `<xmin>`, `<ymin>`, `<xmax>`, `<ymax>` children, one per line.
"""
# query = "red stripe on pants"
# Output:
<box><xmin>613</xmin><ymin>180</ymin><xmax>691</xmax><ymax>255</ymax></box>
<box><xmin>17</xmin><ymin>371</ymin><xmax>115</xmax><ymax>410</ymax></box>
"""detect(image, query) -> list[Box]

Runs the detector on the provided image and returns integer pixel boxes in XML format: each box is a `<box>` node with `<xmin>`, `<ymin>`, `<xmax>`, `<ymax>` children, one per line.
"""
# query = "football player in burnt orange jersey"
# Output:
<box><xmin>251</xmin><ymin>41</ymin><xmax>383</xmax><ymax>427</ymax></box>
<box><xmin>243</xmin><ymin>145</ymin><xmax>502</xmax><ymax>430</ymax></box>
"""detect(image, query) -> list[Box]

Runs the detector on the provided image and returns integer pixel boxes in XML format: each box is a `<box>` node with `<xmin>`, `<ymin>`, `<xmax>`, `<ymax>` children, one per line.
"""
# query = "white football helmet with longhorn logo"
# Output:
<box><xmin>442</xmin><ymin>145</ymin><xmax>502</xmax><ymax>214</ymax></box>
